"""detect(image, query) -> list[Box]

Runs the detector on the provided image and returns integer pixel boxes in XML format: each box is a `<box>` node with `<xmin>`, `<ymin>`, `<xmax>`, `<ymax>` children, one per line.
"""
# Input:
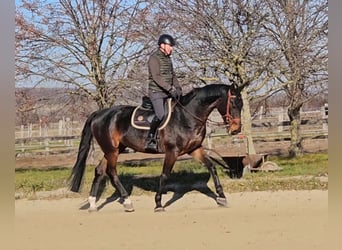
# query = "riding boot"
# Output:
<box><xmin>145</xmin><ymin>116</ymin><xmax>161</xmax><ymax>153</ymax></box>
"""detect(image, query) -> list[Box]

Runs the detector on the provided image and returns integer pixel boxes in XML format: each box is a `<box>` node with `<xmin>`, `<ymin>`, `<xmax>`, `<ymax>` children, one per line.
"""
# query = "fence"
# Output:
<box><xmin>15</xmin><ymin>118</ymin><xmax>83</xmax><ymax>155</ymax></box>
<box><xmin>249</xmin><ymin>106</ymin><xmax>328</xmax><ymax>139</ymax></box>
<box><xmin>15</xmin><ymin>106</ymin><xmax>328</xmax><ymax>156</ymax></box>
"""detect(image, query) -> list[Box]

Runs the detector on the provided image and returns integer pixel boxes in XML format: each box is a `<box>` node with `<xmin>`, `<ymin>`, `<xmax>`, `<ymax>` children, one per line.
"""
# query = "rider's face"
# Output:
<box><xmin>160</xmin><ymin>43</ymin><xmax>173</xmax><ymax>56</ymax></box>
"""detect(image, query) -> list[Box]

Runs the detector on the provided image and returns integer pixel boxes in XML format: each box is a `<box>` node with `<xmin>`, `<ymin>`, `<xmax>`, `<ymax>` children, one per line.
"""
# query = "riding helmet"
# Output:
<box><xmin>158</xmin><ymin>34</ymin><xmax>176</xmax><ymax>46</ymax></box>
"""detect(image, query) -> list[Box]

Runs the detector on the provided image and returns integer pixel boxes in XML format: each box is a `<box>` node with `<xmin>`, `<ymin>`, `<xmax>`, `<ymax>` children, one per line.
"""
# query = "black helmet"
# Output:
<box><xmin>158</xmin><ymin>34</ymin><xmax>176</xmax><ymax>46</ymax></box>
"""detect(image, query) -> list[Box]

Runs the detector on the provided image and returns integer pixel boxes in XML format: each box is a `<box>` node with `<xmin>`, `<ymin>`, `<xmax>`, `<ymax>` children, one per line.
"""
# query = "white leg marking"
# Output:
<box><xmin>123</xmin><ymin>197</ymin><xmax>134</xmax><ymax>212</ymax></box>
<box><xmin>88</xmin><ymin>196</ymin><xmax>97</xmax><ymax>211</ymax></box>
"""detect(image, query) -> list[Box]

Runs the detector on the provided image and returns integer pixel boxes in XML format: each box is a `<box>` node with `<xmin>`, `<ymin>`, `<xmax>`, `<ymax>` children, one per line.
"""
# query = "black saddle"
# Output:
<box><xmin>131</xmin><ymin>96</ymin><xmax>172</xmax><ymax>130</ymax></box>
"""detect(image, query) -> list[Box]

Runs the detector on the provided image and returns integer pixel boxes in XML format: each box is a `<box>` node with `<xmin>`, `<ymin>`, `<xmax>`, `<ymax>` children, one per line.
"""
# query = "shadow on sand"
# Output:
<box><xmin>79</xmin><ymin>172</ymin><xmax>219</xmax><ymax>211</ymax></box>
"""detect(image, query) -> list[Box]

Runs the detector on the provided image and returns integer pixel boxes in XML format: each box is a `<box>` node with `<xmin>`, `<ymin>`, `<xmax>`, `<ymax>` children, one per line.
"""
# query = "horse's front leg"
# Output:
<box><xmin>155</xmin><ymin>150</ymin><xmax>177</xmax><ymax>212</ymax></box>
<box><xmin>88</xmin><ymin>157</ymin><xmax>107</xmax><ymax>212</ymax></box>
<box><xmin>105</xmin><ymin>150</ymin><xmax>134</xmax><ymax>212</ymax></box>
<box><xmin>190</xmin><ymin>147</ymin><xmax>228</xmax><ymax>207</ymax></box>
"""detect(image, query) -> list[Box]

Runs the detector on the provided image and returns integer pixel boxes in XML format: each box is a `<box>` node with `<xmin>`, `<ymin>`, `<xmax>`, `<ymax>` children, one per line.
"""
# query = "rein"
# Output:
<box><xmin>223</xmin><ymin>89</ymin><xmax>236</xmax><ymax>124</ymax></box>
<box><xmin>175</xmin><ymin>88</ymin><xmax>236</xmax><ymax>128</ymax></box>
<box><xmin>175</xmin><ymin>99</ymin><xmax>207</xmax><ymax>124</ymax></box>
<box><xmin>208</xmin><ymin>89</ymin><xmax>237</xmax><ymax>127</ymax></box>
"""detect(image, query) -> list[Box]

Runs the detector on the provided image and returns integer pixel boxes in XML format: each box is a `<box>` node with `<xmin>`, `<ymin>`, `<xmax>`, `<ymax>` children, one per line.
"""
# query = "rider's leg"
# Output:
<box><xmin>145</xmin><ymin>96</ymin><xmax>165</xmax><ymax>152</ymax></box>
<box><xmin>145</xmin><ymin>116</ymin><xmax>162</xmax><ymax>145</ymax></box>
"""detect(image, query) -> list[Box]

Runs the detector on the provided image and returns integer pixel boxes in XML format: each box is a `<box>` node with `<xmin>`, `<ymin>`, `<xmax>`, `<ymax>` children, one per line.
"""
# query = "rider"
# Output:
<box><xmin>145</xmin><ymin>34</ymin><xmax>182</xmax><ymax>152</ymax></box>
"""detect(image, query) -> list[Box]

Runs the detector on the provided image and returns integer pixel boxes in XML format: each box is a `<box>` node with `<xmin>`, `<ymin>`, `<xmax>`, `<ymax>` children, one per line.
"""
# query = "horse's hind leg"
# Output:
<box><xmin>105</xmin><ymin>151</ymin><xmax>134</xmax><ymax>212</ymax></box>
<box><xmin>88</xmin><ymin>157</ymin><xmax>107</xmax><ymax>212</ymax></box>
<box><xmin>190</xmin><ymin>147</ymin><xmax>228</xmax><ymax>207</ymax></box>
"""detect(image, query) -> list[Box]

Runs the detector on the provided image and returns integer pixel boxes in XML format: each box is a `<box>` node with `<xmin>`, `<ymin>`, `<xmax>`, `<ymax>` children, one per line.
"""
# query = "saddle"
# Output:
<box><xmin>131</xmin><ymin>96</ymin><xmax>172</xmax><ymax>130</ymax></box>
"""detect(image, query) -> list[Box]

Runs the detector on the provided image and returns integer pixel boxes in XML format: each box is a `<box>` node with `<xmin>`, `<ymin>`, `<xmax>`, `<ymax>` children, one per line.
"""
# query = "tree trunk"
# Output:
<box><xmin>241</xmin><ymin>89</ymin><xmax>256</xmax><ymax>155</ymax></box>
<box><xmin>288</xmin><ymin>105</ymin><xmax>303</xmax><ymax>157</ymax></box>
<box><xmin>95</xmin><ymin>81</ymin><xmax>112</xmax><ymax>109</ymax></box>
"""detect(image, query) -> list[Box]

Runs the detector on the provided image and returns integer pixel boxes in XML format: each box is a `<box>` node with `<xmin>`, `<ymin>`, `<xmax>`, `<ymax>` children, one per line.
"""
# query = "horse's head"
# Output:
<box><xmin>217</xmin><ymin>84</ymin><xmax>243</xmax><ymax>135</ymax></box>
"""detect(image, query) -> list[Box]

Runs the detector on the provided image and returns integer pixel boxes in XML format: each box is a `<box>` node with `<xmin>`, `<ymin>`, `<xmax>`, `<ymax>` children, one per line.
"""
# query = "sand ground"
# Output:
<box><xmin>15</xmin><ymin>190</ymin><xmax>328</xmax><ymax>250</ymax></box>
<box><xmin>14</xmin><ymin>138</ymin><xmax>329</xmax><ymax>249</ymax></box>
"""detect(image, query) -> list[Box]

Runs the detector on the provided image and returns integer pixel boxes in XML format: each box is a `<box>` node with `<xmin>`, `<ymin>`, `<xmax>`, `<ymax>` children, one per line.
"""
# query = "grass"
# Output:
<box><xmin>15</xmin><ymin>153</ymin><xmax>328</xmax><ymax>199</ymax></box>
<box><xmin>222</xmin><ymin>153</ymin><xmax>328</xmax><ymax>193</ymax></box>
<box><xmin>271</xmin><ymin>153</ymin><xmax>328</xmax><ymax>176</ymax></box>
<box><xmin>15</xmin><ymin>167</ymin><xmax>71</xmax><ymax>197</ymax></box>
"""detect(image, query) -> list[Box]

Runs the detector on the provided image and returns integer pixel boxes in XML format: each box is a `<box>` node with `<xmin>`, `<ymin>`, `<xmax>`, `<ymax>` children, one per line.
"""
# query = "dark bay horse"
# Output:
<box><xmin>69</xmin><ymin>83</ymin><xmax>243</xmax><ymax>212</ymax></box>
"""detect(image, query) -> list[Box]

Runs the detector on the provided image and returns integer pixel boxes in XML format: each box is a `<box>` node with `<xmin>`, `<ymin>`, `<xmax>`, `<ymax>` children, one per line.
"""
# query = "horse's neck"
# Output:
<box><xmin>183</xmin><ymin>100</ymin><xmax>219</xmax><ymax>124</ymax></box>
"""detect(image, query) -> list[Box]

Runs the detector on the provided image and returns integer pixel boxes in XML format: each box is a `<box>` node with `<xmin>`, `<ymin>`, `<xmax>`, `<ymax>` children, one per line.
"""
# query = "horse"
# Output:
<box><xmin>69</xmin><ymin>83</ymin><xmax>243</xmax><ymax>212</ymax></box>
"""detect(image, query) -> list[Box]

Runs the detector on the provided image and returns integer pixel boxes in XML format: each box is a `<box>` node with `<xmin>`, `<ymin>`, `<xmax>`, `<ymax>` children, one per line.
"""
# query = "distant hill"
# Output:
<box><xmin>15</xmin><ymin>87</ymin><xmax>97</xmax><ymax>125</ymax></box>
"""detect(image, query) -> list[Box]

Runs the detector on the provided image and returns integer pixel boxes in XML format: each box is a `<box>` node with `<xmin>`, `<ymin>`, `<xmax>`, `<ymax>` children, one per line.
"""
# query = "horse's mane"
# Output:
<box><xmin>180</xmin><ymin>84</ymin><xmax>228</xmax><ymax>106</ymax></box>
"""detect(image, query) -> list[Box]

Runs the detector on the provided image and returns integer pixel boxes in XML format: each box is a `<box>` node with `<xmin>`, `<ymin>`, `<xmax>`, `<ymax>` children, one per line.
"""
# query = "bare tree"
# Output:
<box><xmin>15</xmin><ymin>0</ymin><xmax>327</xmax><ymax>158</ymax></box>
<box><xmin>157</xmin><ymin>0</ymin><xmax>282</xmax><ymax>154</ymax></box>
<box><xmin>264</xmin><ymin>0</ymin><xmax>328</xmax><ymax>156</ymax></box>
<box><xmin>16</xmin><ymin>0</ymin><xmax>152</xmax><ymax>109</ymax></box>
<box><xmin>15</xmin><ymin>89</ymin><xmax>39</xmax><ymax>125</ymax></box>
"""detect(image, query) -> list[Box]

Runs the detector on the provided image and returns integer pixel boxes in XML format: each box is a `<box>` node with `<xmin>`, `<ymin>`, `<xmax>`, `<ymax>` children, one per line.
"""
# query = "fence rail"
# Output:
<box><xmin>15</xmin><ymin>106</ymin><xmax>328</xmax><ymax>155</ymax></box>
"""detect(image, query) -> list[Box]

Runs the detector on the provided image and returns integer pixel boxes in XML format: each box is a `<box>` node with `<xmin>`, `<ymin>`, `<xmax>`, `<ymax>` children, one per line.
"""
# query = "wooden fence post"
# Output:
<box><xmin>28</xmin><ymin>123</ymin><xmax>32</xmax><ymax>140</ymax></box>
<box><xmin>39</xmin><ymin>119</ymin><xmax>42</xmax><ymax>145</ymax></box>
<box><xmin>65</xmin><ymin>118</ymin><xmax>71</xmax><ymax>146</ymax></box>
<box><xmin>43</xmin><ymin>123</ymin><xmax>49</xmax><ymax>153</ymax></box>
<box><xmin>20</xmin><ymin>125</ymin><xmax>24</xmax><ymax>152</ymax></box>
<box><xmin>58</xmin><ymin>120</ymin><xmax>63</xmax><ymax>136</ymax></box>
<box><xmin>278</xmin><ymin>108</ymin><xmax>284</xmax><ymax>132</ymax></box>
<box><xmin>259</xmin><ymin>106</ymin><xmax>263</xmax><ymax>120</ymax></box>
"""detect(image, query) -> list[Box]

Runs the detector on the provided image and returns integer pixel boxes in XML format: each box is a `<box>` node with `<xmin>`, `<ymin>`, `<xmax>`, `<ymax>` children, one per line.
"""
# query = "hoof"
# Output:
<box><xmin>216</xmin><ymin>197</ymin><xmax>228</xmax><ymax>207</ymax></box>
<box><xmin>124</xmin><ymin>203</ymin><xmax>135</xmax><ymax>212</ymax></box>
<box><xmin>154</xmin><ymin>207</ymin><xmax>165</xmax><ymax>212</ymax></box>
<box><xmin>88</xmin><ymin>207</ymin><xmax>98</xmax><ymax>213</ymax></box>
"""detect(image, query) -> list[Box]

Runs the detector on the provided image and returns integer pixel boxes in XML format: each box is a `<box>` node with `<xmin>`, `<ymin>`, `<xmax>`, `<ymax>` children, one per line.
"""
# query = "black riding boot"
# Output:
<box><xmin>145</xmin><ymin>116</ymin><xmax>161</xmax><ymax>153</ymax></box>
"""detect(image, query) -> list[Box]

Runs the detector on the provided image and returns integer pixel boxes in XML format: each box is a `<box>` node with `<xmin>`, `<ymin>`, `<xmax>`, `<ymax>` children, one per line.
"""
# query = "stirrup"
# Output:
<box><xmin>145</xmin><ymin>139</ymin><xmax>158</xmax><ymax>153</ymax></box>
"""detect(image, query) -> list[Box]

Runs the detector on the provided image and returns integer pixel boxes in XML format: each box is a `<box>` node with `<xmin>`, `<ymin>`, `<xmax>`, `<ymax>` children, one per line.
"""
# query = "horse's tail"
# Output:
<box><xmin>69</xmin><ymin>111</ymin><xmax>98</xmax><ymax>192</ymax></box>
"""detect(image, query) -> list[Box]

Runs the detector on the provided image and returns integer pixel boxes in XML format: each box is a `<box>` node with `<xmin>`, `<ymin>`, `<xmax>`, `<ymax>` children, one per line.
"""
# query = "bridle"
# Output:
<box><xmin>222</xmin><ymin>89</ymin><xmax>240</xmax><ymax>126</ymax></box>
<box><xmin>175</xmin><ymin>87</ymin><xmax>241</xmax><ymax>127</ymax></box>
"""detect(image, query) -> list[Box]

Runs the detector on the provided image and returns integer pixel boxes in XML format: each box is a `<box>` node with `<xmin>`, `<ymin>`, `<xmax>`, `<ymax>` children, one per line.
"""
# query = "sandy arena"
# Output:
<box><xmin>15</xmin><ymin>190</ymin><xmax>327</xmax><ymax>250</ymax></box>
<box><xmin>15</xmin><ymin>138</ymin><xmax>328</xmax><ymax>250</ymax></box>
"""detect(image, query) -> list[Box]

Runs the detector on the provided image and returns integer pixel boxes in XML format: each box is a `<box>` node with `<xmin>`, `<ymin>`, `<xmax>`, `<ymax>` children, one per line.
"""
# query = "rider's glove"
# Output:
<box><xmin>169</xmin><ymin>86</ymin><xmax>179</xmax><ymax>100</ymax></box>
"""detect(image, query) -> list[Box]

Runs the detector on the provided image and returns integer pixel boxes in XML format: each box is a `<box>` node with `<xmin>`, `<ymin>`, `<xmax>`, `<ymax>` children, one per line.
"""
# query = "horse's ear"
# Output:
<box><xmin>230</xmin><ymin>82</ymin><xmax>239</xmax><ymax>94</ymax></box>
<box><xmin>232</xmin><ymin>83</ymin><xmax>246</xmax><ymax>94</ymax></box>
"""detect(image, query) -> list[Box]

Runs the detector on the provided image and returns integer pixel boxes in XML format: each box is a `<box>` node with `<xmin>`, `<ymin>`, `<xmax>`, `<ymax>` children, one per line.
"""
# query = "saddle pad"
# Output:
<box><xmin>131</xmin><ymin>98</ymin><xmax>172</xmax><ymax>130</ymax></box>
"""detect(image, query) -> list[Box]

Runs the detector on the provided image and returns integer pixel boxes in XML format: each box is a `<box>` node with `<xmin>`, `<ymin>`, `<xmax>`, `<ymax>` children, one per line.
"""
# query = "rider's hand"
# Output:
<box><xmin>176</xmin><ymin>87</ymin><xmax>182</xmax><ymax>98</ymax></box>
<box><xmin>169</xmin><ymin>86</ymin><xmax>179</xmax><ymax>100</ymax></box>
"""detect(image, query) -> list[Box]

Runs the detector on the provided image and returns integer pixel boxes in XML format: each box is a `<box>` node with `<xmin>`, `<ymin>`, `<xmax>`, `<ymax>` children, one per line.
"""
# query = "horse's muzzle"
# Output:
<box><xmin>227</xmin><ymin>118</ymin><xmax>241</xmax><ymax>135</ymax></box>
